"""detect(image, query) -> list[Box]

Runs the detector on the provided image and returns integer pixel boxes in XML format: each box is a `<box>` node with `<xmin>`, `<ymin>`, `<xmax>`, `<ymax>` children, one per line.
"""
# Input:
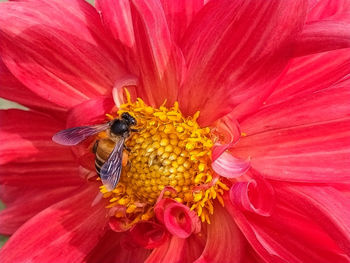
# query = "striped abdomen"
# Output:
<box><xmin>93</xmin><ymin>138</ymin><xmax>115</xmax><ymax>176</ymax></box>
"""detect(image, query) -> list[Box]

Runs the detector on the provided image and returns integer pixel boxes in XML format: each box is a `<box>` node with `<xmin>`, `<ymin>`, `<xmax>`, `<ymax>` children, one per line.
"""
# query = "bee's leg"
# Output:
<box><xmin>92</xmin><ymin>140</ymin><xmax>99</xmax><ymax>154</ymax></box>
<box><xmin>131</xmin><ymin>128</ymin><xmax>140</xmax><ymax>132</ymax></box>
<box><xmin>124</xmin><ymin>144</ymin><xmax>131</xmax><ymax>152</ymax></box>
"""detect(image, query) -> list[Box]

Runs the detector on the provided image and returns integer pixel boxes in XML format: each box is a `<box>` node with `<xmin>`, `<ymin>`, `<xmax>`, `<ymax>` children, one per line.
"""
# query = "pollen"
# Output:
<box><xmin>99</xmin><ymin>90</ymin><xmax>228</xmax><ymax>226</ymax></box>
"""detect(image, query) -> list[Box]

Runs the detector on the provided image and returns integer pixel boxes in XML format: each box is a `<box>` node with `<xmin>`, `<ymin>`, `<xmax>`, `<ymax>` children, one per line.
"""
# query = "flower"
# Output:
<box><xmin>0</xmin><ymin>0</ymin><xmax>350</xmax><ymax>262</ymax></box>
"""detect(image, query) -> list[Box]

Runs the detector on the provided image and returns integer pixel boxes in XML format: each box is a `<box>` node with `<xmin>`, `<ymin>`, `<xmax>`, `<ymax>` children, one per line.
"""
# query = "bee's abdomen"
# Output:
<box><xmin>95</xmin><ymin>155</ymin><xmax>104</xmax><ymax>176</ymax></box>
<box><xmin>94</xmin><ymin>138</ymin><xmax>115</xmax><ymax>176</ymax></box>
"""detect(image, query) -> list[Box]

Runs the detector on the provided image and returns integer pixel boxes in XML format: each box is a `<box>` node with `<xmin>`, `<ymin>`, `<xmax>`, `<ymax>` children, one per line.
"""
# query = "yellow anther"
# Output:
<box><xmin>176</xmin><ymin>126</ymin><xmax>184</xmax><ymax>133</ymax></box>
<box><xmin>126</xmin><ymin>204</ymin><xmax>137</xmax><ymax>213</ymax></box>
<box><xmin>186</xmin><ymin>142</ymin><xmax>195</xmax><ymax>151</ymax></box>
<box><xmin>198</xmin><ymin>163</ymin><xmax>206</xmax><ymax>172</ymax></box>
<box><xmin>193</xmin><ymin>192</ymin><xmax>203</xmax><ymax>202</ymax></box>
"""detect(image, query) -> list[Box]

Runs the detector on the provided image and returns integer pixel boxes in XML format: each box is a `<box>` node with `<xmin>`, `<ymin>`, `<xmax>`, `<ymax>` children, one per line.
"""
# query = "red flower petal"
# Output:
<box><xmin>145</xmin><ymin>234</ymin><xmax>205</xmax><ymax>263</ymax></box>
<box><xmin>0</xmin><ymin>186</ymin><xmax>80</xmax><ymax>235</ymax></box>
<box><xmin>275</xmin><ymin>184</ymin><xmax>350</xmax><ymax>257</ymax></box>
<box><xmin>233</xmin><ymin>84</ymin><xmax>350</xmax><ymax>183</ymax></box>
<box><xmin>66</xmin><ymin>96</ymin><xmax>115</xmax><ymax>127</ymax></box>
<box><xmin>0</xmin><ymin>161</ymin><xmax>82</xmax><ymax>188</ymax></box>
<box><xmin>0</xmin><ymin>58</ymin><xmax>66</xmax><ymax>117</ymax></box>
<box><xmin>160</xmin><ymin>0</ymin><xmax>205</xmax><ymax>43</ymax></box>
<box><xmin>0</xmin><ymin>109</ymin><xmax>70</xmax><ymax>165</ymax></box>
<box><xmin>0</xmin><ymin>0</ymin><xmax>127</xmax><ymax>108</ymax></box>
<box><xmin>129</xmin><ymin>0</ymin><xmax>185</xmax><ymax>106</ymax></box>
<box><xmin>86</xmin><ymin>231</ymin><xmax>150</xmax><ymax>263</ymax></box>
<box><xmin>295</xmin><ymin>20</ymin><xmax>350</xmax><ymax>56</ymax></box>
<box><xmin>194</xmin><ymin>204</ymin><xmax>245</xmax><ymax>263</ymax></box>
<box><xmin>180</xmin><ymin>0</ymin><xmax>307</xmax><ymax>125</ymax></box>
<box><xmin>95</xmin><ymin>0</ymin><xmax>135</xmax><ymax>48</ymax></box>
<box><xmin>307</xmin><ymin>0</ymin><xmax>350</xmax><ymax>22</ymax></box>
<box><xmin>266</xmin><ymin>49</ymin><xmax>350</xmax><ymax>104</ymax></box>
<box><xmin>129</xmin><ymin>221</ymin><xmax>169</xmax><ymax>249</ymax></box>
<box><xmin>0</xmin><ymin>185</ymin><xmax>108</xmax><ymax>263</ymax></box>
<box><xmin>225</xmin><ymin>188</ymin><xmax>350</xmax><ymax>263</ymax></box>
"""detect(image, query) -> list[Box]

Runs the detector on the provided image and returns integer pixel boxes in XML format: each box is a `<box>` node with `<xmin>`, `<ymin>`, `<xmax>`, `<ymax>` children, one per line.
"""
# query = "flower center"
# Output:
<box><xmin>99</xmin><ymin>91</ymin><xmax>228</xmax><ymax>227</ymax></box>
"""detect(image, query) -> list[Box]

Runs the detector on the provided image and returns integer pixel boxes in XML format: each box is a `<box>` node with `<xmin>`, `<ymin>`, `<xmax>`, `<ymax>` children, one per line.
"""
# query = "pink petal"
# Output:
<box><xmin>0</xmin><ymin>58</ymin><xmax>66</xmax><ymax>116</ymax></box>
<box><xmin>194</xmin><ymin>204</ymin><xmax>245</xmax><ymax>263</ymax></box>
<box><xmin>295</xmin><ymin>20</ymin><xmax>350</xmax><ymax>56</ymax></box>
<box><xmin>0</xmin><ymin>0</ymin><xmax>127</xmax><ymax>108</ymax></box>
<box><xmin>180</xmin><ymin>0</ymin><xmax>307</xmax><ymax>125</ymax></box>
<box><xmin>266</xmin><ymin>49</ymin><xmax>350</xmax><ymax>104</ymax></box>
<box><xmin>86</xmin><ymin>231</ymin><xmax>150</xmax><ymax>263</ymax></box>
<box><xmin>0</xmin><ymin>185</ymin><xmax>109</xmax><ymax>263</ymax></box>
<box><xmin>225</xmin><ymin>189</ymin><xmax>350</xmax><ymax>263</ymax></box>
<box><xmin>233</xmin><ymin>83</ymin><xmax>350</xmax><ymax>183</ymax></box>
<box><xmin>211</xmin><ymin>151</ymin><xmax>250</xmax><ymax>179</ymax></box>
<box><xmin>230</xmin><ymin>174</ymin><xmax>275</xmax><ymax>216</ymax></box>
<box><xmin>112</xmin><ymin>75</ymin><xmax>138</xmax><ymax>107</ymax></box>
<box><xmin>129</xmin><ymin>221</ymin><xmax>169</xmax><ymax>249</ymax></box>
<box><xmin>155</xmin><ymin>198</ymin><xmax>200</xmax><ymax>238</ymax></box>
<box><xmin>0</xmin><ymin>186</ymin><xmax>80</xmax><ymax>235</ymax></box>
<box><xmin>95</xmin><ymin>0</ymin><xmax>135</xmax><ymax>48</ymax></box>
<box><xmin>129</xmin><ymin>0</ymin><xmax>185</xmax><ymax>106</ymax></box>
<box><xmin>160</xmin><ymin>0</ymin><xmax>205</xmax><ymax>43</ymax></box>
<box><xmin>211</xmin><ymin>115</ymin><xmax>241</xmax><ymax>161</ymax></box>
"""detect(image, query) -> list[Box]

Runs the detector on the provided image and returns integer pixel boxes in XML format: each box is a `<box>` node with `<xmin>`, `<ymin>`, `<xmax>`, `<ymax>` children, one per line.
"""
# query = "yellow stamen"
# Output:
<box><xmin>99</xmin><ymin>90</ymin><xmax>228</xmax><ymax>225</ymax></box>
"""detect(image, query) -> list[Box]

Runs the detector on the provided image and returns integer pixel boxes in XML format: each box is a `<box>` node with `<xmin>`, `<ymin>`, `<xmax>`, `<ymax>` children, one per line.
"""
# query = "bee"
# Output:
<box><xmin>52</xmin><ymin>112</ymin><xmax>137</xmax><ymax>190</ymax></box>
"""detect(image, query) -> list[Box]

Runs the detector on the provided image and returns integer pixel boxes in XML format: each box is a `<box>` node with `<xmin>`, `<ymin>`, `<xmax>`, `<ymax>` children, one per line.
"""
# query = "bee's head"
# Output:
<box><xmin>121</xmin><ymin>112</ymin><xmax>137</xmax><ymax>126</ymax></box>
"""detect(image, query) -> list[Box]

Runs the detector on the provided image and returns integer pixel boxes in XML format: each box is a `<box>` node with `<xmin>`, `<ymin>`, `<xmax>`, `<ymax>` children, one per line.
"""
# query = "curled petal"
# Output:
<box><xmin>212</xmin><ymin>151</ymin><xmax>250</xmax><ymax>179</ymax></box>
<box><xmin>129</xmin><ymin>221</ymin><xmax>169</xmax><ymax>249</ymax></box>
<box><xmin>109</xmin><ymin>217</ymin><xmax>131</xmax><ymax>233</ymax></box>
<box><xmin>112</xmin><ymin>75</ymin><xmax>138</xmax><ymax>107</ymax></box>
<box><xmin>212</xmin><ymin>115</ymin><xmax>241</xmax><ymax>161</ymax></box>
<box><xmin>155</xmin><ymin>186</ymin><xmax>176</xmax><ymax>204</ymax></box>
<box><xmin>230</xmin><ymin>177</ymin><xmax>275</xmax><ymax>216</ymax></box>
<box><xmin>155</xmin><ymin>198</ymin><xmax>200</xmax><ymax>238</ymax></box>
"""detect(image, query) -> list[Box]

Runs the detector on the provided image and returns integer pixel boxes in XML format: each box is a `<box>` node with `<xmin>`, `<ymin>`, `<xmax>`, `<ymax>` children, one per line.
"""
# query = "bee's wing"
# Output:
<box><xmin>100</xmin><ymin>137</ymin><xmax>125</xmax><ymax>191</ymax></box>
<box><xmin>52</xmin><ymin>123</ymin><xmax>110</xmax><ymax>146</ymax></box>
